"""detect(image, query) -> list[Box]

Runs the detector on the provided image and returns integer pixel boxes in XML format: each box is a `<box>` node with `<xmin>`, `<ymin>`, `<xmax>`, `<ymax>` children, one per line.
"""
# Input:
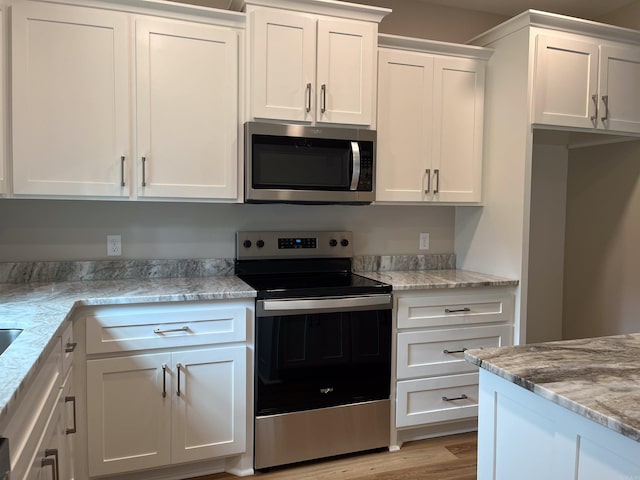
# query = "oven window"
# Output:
<box><xmin>256</xmin><ymin>309</ymin><xmax>391</xmax><ymax>416</ymax></box>
<box><xmin>251</xmin><ymin>134</ymin><xmax>351</xmax><ymax>190</ymax></box>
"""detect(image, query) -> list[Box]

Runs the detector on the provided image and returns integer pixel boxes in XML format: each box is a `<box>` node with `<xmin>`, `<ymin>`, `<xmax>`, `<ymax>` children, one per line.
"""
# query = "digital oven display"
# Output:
<box><xmin>278</xmin><ymin>237</ymin><xmax>317</xmax><ymax>249</ymax></box>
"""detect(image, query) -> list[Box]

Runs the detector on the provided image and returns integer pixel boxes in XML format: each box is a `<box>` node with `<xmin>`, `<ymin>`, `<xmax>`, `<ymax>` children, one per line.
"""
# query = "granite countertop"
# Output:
<box><xmin>0</xmin><ymin>276</ymin><xmax>256</xmax><ymax>422</ymax></box>
<box><xmin>0</xmin><ymin>263</ymin><xmax>518</xmax><ymax>425</ymax></box>
<box><xmin>465</xmin><ymin>333</ymin><xmax>640</xmax><ymax>442</ymax></box>
<box><xmin>357</xmin><ymin>269</ymin><xmax>519</xmax><ymax>290</ymax></box>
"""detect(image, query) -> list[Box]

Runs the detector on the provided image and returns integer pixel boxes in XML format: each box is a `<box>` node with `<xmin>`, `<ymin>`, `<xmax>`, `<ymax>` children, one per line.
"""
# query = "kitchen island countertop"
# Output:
<box><xmin>465</xmin><ymin>333</ymin><xmax>640</xmax><ymax>442</ymax></box>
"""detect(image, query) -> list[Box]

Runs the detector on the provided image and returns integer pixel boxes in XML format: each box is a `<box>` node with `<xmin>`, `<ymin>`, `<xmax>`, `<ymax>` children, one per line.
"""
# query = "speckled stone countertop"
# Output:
<box><xmin>465</xmin><ymin>334</ymin><xmax>640</xmax><ymax>442</ymax></box>
<box><xmin>356</xmin><ymin>269</ymin><xmax>519</xmax><ymax>290</ymax></box>
<box><xmin>0</xmin><ymin>276</ymin><xmax>256</xmax><ymax>422</ymax></box>
<box><xmin>0</xmin><ymin>262</ymin><xmax>517</xmax><ymax>425</ymax></box>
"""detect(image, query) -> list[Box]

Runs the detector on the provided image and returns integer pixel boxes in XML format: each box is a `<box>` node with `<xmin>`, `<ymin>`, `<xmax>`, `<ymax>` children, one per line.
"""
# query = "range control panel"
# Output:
<box><xmin>236</xmin><ymin>231</ymin><xmax>353</xmax><ymax>259</ymax></box>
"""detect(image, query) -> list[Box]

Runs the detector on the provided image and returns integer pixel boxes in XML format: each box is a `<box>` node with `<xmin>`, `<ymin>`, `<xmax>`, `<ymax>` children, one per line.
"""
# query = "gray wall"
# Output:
<box><xmin>563</xmin><ymin>140</ymin><xmax>640</xmax><ymax>339</ymax></box>
<box><xmin>0</xmin><ymin>200</ymin><xmax>454</xmax><ymax>261</ymax></box>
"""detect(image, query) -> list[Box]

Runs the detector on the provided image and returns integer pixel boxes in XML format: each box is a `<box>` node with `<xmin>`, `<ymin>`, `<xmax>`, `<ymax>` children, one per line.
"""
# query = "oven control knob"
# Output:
<box><xmin>329</xmin><ymin>239</ymin><xmax>338</xmax><ymax>247</ymax></box>
<box><xmin>341</xmin><ymin>239</ymin><xmax>349</xmax><ymax>247</ymax></box>
<box><xmin>242</xmin><ymin>240</ymin><xmax>252</xmax><ymax>249</ymax></box>
<box><xmin>256</xmin><ymin>240</ymin><xmax>265</xmax><ymax>248</ymax></box>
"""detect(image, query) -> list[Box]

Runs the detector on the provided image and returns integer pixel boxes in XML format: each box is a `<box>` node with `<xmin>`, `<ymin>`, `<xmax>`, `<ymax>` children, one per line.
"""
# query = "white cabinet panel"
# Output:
<box><xmin>376</xmin><ymin>49</ymin><xmax>433</xmax><ymax>202</ymax></box>
<box><xmin>533</xmin><ymin>35</ymin><xmax>598</xmax><ymax>129</ymax></box>
<box><xmin>599</xmin><ymin>45</ymin><xmax>640</xmax><ymax>134</ymax></box>
<box><xmin>396</xmin><ymin>373</ymin><xmax>478</xmax><ymax>428</ymax></box>
<box><xmin>376</xmin><ymin>47</ymin><xmax>486</xmax><ymax>203</ymax></box>
<box><xmin>393</xmin><ymin>289</ymin><xmax>514</xmax><ymax>437</ymax></box>
<box><xmin>397</xmin><ymin>291</ymin><xmax>514</xmax><ymax>329</ymax></box>
<box><xmin>316</xmin><ymin>18</ymin><xmax>375</xmax><ymax>125</ymax></box>
<box><xmin>397</xmin><ymin>324</ymin><xmax>511</xmax><ymax>379</ymax></box>
<box><xmin>86</xmin><ymin>304</ymin><xmax>247</xmax><ymax>354</ymax></box>
<box><xmin>136</xmin><ymin>18</ymin><xmax>238</xmax><ymax>199</ymax></box>
<box><xmin>172</xmin><ymin>346</ymin><xmax>246</xmax><ymax>463</ymax></box>
<box><xmin>250</xmin><ymin>8</ymin><xmax>315</xmax><ymax>122</ymax></box>
<box><xmin>432</xmin><ymin>56</ymin><xmax>485</xmax><ymax>202</ymax></box>
<box><xmin>250</xmin><ymin>7</ymin><xmax>375</xmax><ymax>125</ymax></box>
<box><xmin>0</xmin><ymin>8</ymin><xmax>4</xmax><ymax>196</ymax></box>
<box><xmin>12</xmin><ymin>1</ymin><xmax>129</xmax><ymax>197</ymax></box>
<box><xmin>87</xmin><ymin>353</ymin><xmax>172</xmax><ymax>476</ymax></box>
<box><xmin>534</xmin><ymin>34</ymin><xmax>640</xmax><ymax>135</ymax></box>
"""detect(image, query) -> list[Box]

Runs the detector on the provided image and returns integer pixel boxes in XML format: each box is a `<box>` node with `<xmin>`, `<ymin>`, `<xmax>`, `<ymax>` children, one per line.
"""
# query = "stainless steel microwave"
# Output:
<box><xmin>244</xmin><ymin>122</ymin><xmax>376</xmax><ymax>205</ymax></box>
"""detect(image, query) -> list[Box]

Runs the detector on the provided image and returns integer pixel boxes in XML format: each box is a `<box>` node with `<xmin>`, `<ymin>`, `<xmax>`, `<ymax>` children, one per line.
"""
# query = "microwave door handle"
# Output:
<box><xmin>350</xmin><ymin>141</ymin><xmax>361</xmax><ymax>190</ymax></box>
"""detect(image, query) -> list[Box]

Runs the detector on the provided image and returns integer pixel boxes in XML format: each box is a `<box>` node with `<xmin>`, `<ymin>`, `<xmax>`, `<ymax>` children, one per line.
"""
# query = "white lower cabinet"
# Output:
<box><xmin>81</xmin><ymin>301</ymin><xmax>251</xmax><ymax>478</ymax></box>
<box><xmin>2</xmin><ymin>324</ymin><xmax>76</xmax><ymax>480</ymax></box>
<box><xmin>393</xmin><ymin>288</ymin><xmax>514</xmax><ymax>445</ymax></box>
<box><xmin>87</xmin><ymin>347</ymin><xmax>245</xmax><ymax>476</ymax></box>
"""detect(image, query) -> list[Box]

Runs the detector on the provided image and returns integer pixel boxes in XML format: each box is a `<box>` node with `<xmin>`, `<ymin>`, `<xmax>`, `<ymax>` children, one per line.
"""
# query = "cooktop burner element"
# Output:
<box><xmin>234</xmin><ymin>231</ymin><xmax>391</xmax><ymax>299</ymax></box>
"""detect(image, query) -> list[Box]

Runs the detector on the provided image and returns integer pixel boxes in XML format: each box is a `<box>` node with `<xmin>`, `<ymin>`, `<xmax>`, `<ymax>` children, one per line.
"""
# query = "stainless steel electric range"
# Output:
<box><xmin>235</xmin><ymin>231</ymin><xmax>392</xmax><ymax>470</ymax></box>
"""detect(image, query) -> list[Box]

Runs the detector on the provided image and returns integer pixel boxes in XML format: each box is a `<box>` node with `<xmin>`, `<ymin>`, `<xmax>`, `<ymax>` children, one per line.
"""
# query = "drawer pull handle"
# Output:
<box><xmin>162</xmin><ymin>363</ymin><xmax>167</xmax><ymax>398</ymax></box>
<box><xmin>444</xmin><ymin>307</ymin><xmax>471</xmax><ymax>313</ymax></box>
<box><xmin>154</xmin><ymin>326</ymin><xmax>189</xmax><ymax>334</ymax></box>
<box><xmin>443</xmin><ymin>348</ymin><xmax>468</xmax><ymax>354</ymax></box>
<box><xmin>65</xmin><ymin>396</ymin><xmax>77</xmax><ymax>434</ymax></box>
<box><xmin>65</xmin><ymin>342</ymin><xmax>77</xmax><ymax>353</ymax></box>
<box><xmin>442</xmin><ymin>394</ymin><xmax>468</xmax><ymax>402</ymax></box>
<box><xmin>44</xmin><ymin>448</ymin><xmax>59</xmax><ymax>480</ymax></box>
<box><xmin>41</xmin><ymin>458</ymin><xmax>56</xmax><ymax>480</ymax></box>
<box><xmin>176</xmin><ymin>363</ymin><xmax>183</xmax><ymax>397</ymax></box>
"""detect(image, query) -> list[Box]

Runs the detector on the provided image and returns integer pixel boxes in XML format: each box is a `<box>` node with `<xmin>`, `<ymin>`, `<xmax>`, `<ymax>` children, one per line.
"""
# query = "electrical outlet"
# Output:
<box><xmin>107</xmin><ymin>235</ymin><xmax>122</xmax><ymax>257</ymax></box>
<box><xmin>419</xmin><ymin>233</ymin><xmax>430</xmax><ymax>250</ymax></box>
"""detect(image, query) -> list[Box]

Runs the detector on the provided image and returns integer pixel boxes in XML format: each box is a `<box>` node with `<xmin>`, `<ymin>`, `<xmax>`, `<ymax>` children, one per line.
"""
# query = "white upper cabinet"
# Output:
<box><xmin>599</xmin><ymin>45</ymin><xmax>640</xmax><ymax>133</ymax></box>
<box><xmin>12</xmin><ymin>1</ymin><xmax>129</xmax><ymax>197</ymax></box>
<box><xmin>135</xmin><ymin>18</ymin><xmax>238</xmax><ymax>200</ymax></box>
<box><xmin>11</xmin><ymin>1</ymin><xmax>242</xmax><ymax>201</ymax></box>
<box><xmin>0</xmin><ymin>8</ymin><xmax>4</xmax><ymax>196</ymax></box>
<box><xmin>315</xmin><ymin>18</ymin><xmax>375</xmax><ymax>125</ymax></box>
<box><xmin>376</xmin><ymin>49</ymin><xmax>433</xmax><ymax>202</ymax></box>
<box><xmin>376</xmin><ymin>37</ymin><xmax>489</xmax><ymax>203</ymax></box>
<box><xmin>534</xmin><ymin>34</ymin><xmax>640</xmax><ymax>134</ymax></box>
<box><xmin>431</xmin><ymin>56</ymin><xmax>485</xmax><ymax>202</ymax></box>
<box><xmin>250</xmin><ymin>8</ymin><xmax>316</xmax><ymax>122</ymax></box>
<box><xmin>246</xmin><ymin>0</ymin><xmax>388</xmax><ymax>126</ymax></box>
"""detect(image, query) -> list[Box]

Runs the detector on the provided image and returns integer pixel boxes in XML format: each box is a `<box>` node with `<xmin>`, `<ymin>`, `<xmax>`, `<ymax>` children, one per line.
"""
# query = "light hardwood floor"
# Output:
<box><xmin>191</xmin><ymin>432</ymin><xmax>477</xmax><ymax>480</ymax></box>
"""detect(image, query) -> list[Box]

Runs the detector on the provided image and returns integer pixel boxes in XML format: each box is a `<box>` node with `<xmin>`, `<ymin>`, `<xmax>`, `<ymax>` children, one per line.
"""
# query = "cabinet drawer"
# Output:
<box><xmin>397</xmin><ymin>324</ymin><xmax>512</xmax><ymax>379</ymax></box>
<box><xmin>86</xmin><ymin>304</ymin><xmax>248</xmax><ymax>354</ymax></box>
<box><xmin>397</xmin><ymin>291</ymin><xmax>514</xmax><ymax>329</ymax></box>
<box><xmin>396</xmin><ymin>373</ymin><xmax>478</xmax><ymax>428</ymax></box>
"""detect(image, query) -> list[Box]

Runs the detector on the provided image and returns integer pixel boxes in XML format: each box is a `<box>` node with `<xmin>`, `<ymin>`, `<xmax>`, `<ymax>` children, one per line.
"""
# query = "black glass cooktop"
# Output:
<box><xmin>238</xmin><ymin>271</ymin><xmax>391</xmax><ymax>300</ymax></box>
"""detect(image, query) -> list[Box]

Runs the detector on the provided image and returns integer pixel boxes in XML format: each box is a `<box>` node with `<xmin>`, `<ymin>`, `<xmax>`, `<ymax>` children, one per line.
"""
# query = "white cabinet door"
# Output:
<box><xmin>533</xmin><ymin>35</ymin><xmax>599</xmax><ymax>129</ymax></box>
<box><xmin>25</xmin><ymin>390</ymin><xmax>66</xmax><ymax>480</ymax></box>
<box><xmin>136</xmin><ymin>18</ymin><xmax>238</xmax><ymax>199</ymax></box>
<box><xmin>250</xmin><ymin>8</ymin><xmax>316</xmax><ymax>122</ymax></box>
<box><xmin>316</xmin><ymin>18</ymin><xmax>375</xmax><ymax>125</ymax></box>
<box><xmin>0</xmin><ymin>8</ymin><xmax>4</xmax><ymax>196</ymax></box>
<box><xmin>376</xmin><ymin>49</ymin><xmax>433</xmax><ymax>202</ymax></box>
<box><xmin>172</xmin><ymin>346</ymin><xmax>246</xmax><ymax>463</ymax></box>
<box><xmin>599</xmin><ymin>45</ymin><xmax>640</xmax><ymax>134</ymax></box>
<box><xmin>86</xmin><ymin>353</ymin><xmax>172</xmax><ymax>476</ymax></box>
<box><xmin>60</xmin><ymin>372</ymin><xmax>75</xmax><ymax>480</ymax></box>
<box><xmin>432</xmin><ymin>56</ymin><xmax>485</xmax><ymax>203</ymax></box>
<box><xmin>12</xmin><ymin>1</ymin><xmax>129</xmax><ymax>197</ymax></box>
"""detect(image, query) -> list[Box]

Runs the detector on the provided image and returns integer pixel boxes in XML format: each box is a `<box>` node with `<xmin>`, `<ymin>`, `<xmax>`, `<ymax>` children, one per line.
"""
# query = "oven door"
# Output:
<box><xmin>255</xmin><ymin>294</ymin><xmax>392</xmax><ymax>416</ymax></box>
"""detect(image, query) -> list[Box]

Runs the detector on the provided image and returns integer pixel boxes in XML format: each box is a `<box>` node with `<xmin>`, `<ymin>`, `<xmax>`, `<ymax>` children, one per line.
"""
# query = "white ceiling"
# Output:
<box><xmin>416</xmin><ymin>0</ymin><xmax>638</xmax><ymax>20</ymax></box>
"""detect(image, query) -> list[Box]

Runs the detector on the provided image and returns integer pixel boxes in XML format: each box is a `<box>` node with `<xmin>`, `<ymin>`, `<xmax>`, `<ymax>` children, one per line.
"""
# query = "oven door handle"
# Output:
<box><xmin>257</xmin><ymin>294</ymin><xmax>392</xmax><ymax>317</ymax></box>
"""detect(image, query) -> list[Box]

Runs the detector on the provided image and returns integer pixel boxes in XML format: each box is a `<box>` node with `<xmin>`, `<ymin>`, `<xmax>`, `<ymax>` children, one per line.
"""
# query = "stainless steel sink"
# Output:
<box><xmin>0</xmin><ymin>329</ymin><xmax>23</xmax><ymax>355</ymax></box>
